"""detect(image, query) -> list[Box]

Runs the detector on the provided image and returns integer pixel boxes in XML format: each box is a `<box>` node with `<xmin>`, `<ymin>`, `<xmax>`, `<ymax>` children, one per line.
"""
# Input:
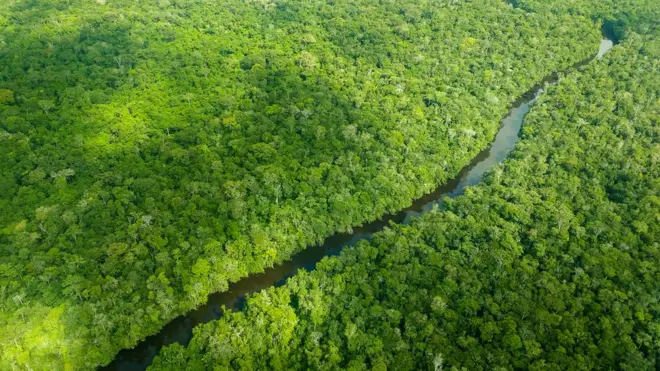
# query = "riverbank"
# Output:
<box><xmin>149</xmin><ymin>30</ymin><xmax>659</xmax><ymax>371</ymax></box>
<box><xmin>106</xmin><ymin>38</ymin><xmax>614</xmax><ymax>370</ymax></box>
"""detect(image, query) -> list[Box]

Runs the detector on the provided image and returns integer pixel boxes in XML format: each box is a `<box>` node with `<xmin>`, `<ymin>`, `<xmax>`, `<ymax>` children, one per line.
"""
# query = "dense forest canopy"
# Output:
<box><xmin>1</xmin><ymin>0</ymin><xmax>658</xmax><ymax>369</ymax></box>
<box><xmin>150</xmin><ymin>30</ymin><xmax>660</xmax><ymax>370</ymax></box>
<box><xmin>512</xmin><ymin>0</ymin><xmax>659</xmax><ymax>40</ymax></box>
<box><xmin>0</xmin><ymin>0</ymin><xmax>608</xmax><ymax>369</ymax></box>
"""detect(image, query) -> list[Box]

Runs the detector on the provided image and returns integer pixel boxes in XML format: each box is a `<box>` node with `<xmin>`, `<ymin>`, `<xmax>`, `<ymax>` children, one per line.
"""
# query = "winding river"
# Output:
<box><xmin>103</xmin><ymin>37</ymin><xmax>614</xmax><ymax>371</ymax></box>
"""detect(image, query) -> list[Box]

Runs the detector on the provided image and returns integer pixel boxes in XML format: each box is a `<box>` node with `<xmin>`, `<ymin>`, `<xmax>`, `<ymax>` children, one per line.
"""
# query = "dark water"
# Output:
<box><xmin>102</xmin><ymin>39</ymin><xmax>613</xmax><ymax>371</ymax></box>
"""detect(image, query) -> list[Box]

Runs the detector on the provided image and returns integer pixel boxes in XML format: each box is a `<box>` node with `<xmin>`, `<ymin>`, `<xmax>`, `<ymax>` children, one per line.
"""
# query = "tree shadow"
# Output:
<box><xmin>0</xmin><ymin>1</ymin><xmax>367</xmax><ymax>369</ymax></box>
<box><xmin>0</xmin><ymin>0</ymin><xmax>622</xmax><ymax>369</ymax></box>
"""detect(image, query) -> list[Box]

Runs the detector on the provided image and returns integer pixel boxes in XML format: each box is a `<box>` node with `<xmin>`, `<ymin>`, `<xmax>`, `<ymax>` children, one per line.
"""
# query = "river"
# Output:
<box><xmin>102</xmin><ymin>37</ymin><xmax>614</xmax><ymax>371</ymax></box>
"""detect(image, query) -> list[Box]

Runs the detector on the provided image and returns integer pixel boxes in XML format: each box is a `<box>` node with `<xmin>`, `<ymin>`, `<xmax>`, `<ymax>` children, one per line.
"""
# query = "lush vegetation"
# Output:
<box><xmin>0</xmin><ymin>0</ymin><xmax>607</xmax><ymax>369</ymax></box>
<box><xmin>512</xmin><ymin>0</ymin><xmax>659</xmax><ymax>41</ymax></box>
<box><xmin>149</xmin><ymin>24</ymin><xmax>660</xmax><ymax>371</ymax></box>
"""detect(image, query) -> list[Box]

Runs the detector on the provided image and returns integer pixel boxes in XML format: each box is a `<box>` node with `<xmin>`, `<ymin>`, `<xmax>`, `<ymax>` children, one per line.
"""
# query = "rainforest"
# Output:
<box><xmin>0</xmin><ymin>0</ymin><xmax>657</xmax><ymax>370</ymax></box>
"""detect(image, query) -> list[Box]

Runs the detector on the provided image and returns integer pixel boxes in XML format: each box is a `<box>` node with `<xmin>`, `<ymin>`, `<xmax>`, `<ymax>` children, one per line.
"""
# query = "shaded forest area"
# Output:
<box><xmin>0</xmin><ymin>0</ymin><xmax>603</xmax><ymax>368</ymax></box>
<box><xmin>150</xmin><ymin>29</ymin><xmax>660</xmax><ymax>371</ymax></box>
<box><xmin>1</xmin><ymin>0</ymin><xmax>657</xmax><ymax>369</ymax></box>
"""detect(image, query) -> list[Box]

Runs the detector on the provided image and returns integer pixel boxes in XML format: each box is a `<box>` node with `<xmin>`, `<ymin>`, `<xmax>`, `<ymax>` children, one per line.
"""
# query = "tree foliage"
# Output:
<box><xmin>150</xmin><ymin>27</ymin><xmax>660</xmax><ymax>371</ymax></box>
<box><xmin>0</xmin><ymin>0</ymin><xmax>653</xmax><ymax>369</ymax></box>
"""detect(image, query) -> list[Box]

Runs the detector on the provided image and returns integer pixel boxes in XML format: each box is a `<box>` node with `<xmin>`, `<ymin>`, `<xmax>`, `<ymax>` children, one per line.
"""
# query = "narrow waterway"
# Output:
<box><xmin>103</xmin><ymin>38</ymin><xmax>614</xmax><ymax>371</ymax></box>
